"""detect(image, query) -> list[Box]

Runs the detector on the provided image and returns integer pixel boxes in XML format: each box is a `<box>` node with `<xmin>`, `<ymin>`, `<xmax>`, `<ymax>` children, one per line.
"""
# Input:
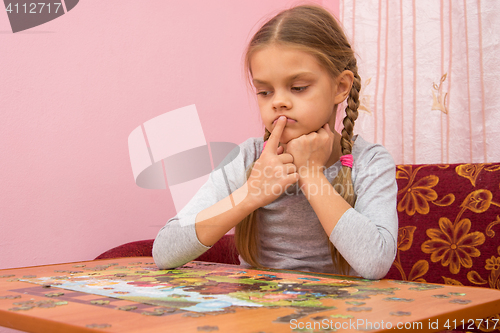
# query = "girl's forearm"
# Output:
<box><xmin>194</xmin><ymin>183</ymin><xmax>257</xmax><ymax>246</ymax></box>
<box><xmin>299</xmin><ymin>174</ymin><xmax>351</xmax><ymax>236</ymax></box>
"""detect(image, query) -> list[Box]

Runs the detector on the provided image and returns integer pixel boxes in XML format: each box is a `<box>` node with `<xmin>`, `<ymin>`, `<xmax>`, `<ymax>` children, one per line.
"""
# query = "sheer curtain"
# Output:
<box><xmin>339</xmin><ymin>0</ymin><xmax>500</xmax><ymax>164</ymax></box>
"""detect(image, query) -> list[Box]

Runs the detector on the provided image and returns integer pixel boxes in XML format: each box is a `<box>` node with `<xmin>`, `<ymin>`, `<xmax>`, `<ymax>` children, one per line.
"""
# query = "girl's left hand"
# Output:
<box><xmin>285</xmin><ymin>123</ymin><xmax>334</xmax><ymax>178</ymax></box>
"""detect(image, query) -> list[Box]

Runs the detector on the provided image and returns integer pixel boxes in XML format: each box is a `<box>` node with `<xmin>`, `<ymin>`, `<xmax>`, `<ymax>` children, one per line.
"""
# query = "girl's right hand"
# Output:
<box><xmin>245</xmin><ymin>116</ymin><xmax>299</xmax><ymax>208</ymax></box>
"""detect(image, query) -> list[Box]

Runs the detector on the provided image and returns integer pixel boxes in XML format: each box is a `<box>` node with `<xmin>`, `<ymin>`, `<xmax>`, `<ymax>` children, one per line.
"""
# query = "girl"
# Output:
<box><xmin>153</xmin><ymin>5</ymin><xmax>398</xmax><ymax>280</ymax></box>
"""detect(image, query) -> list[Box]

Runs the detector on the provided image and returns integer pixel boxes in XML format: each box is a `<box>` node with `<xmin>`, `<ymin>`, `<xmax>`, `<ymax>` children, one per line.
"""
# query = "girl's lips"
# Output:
<box><xmin>272</xmin><ymin>117</ymin><xmax>297</xmax><ymax>125</ymax></box>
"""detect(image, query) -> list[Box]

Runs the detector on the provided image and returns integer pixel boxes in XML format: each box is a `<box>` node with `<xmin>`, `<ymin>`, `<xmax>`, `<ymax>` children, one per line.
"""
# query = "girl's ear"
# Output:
<box><xmin>333</xmin><ymin>70</ymin><xmax>354</xmax><ymax>104</ymax></box>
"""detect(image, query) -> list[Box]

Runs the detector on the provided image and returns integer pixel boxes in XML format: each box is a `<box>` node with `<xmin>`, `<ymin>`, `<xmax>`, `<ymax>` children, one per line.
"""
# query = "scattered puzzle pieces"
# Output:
<box><xmin>117</xmin><ymin>305</ymin><xmax>138</xmax><ymax>311</ymax></box>
<box><xmin>9</xmin><ymin>299</ymin><xmax>68</xmax><ymax>311</ymax></box>
<box><xmin>449</xmin><ymin>299</ymin><xmax>471</xmax><ymax>305</ymax></box>
<box><xmin>390</xmin><ymin>311</ymin><xmax>411</xmax><ymax>316</ymax></box>
<box><xmin>141</xmin><ymin>310</ymin><xmax>164</xmax><ymax>316</ymax></box>
<box><xmin>86</xmin><ymin>323</ymin><xmax>111</xmax><ymax>329</ymax></box>
<box><xmin>9</xmin><ymin>305</ymin><xmax>35</xmax><ymax>311</ymax></box>
<box><xmin>449</xmin><ymin>292</ymin><xmax>466</xmax><ymax>296</ymax></box>
<box><xmin>197</xmin><ymin>325</ymin><xmax>219</xmax><ymax>331</ymax></box>
<box><xmin>382</xmin><ymin>297</ymin><xmax>414</xmax><ymax>302</ymax></box>
<box><xmin>390</xmin><ymin>280</ymin><xmax>444</xmax><ymax>291</ymax></box>
<box><xmin>0</xmin><ymin>295</ymin><xmax>21</xmax><ymax>299</ymax></box>
<box><xmin>330</xmin><ymin>314</ymin><xmax>354</xmax><ymax>319</ymax></box>
<box><xmin>346</xmin><ymin>307</ymin><xmax>372</xmax><ymax>312</ymax></box>
<box><xmin>183</xmin><ymin>312</ymin><xmax>206</xmax><ymax>318</ymax></box>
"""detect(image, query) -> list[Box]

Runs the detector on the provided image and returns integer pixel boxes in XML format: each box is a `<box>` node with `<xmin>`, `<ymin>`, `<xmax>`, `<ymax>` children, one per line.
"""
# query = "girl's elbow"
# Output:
<box><xmin>153</xmin><ymin>252</ymin><xmax>182</xmax><ymax>270</ymax></box>
<box><xmin>359</xmin><ymin>268</ymin><xmax>389</xmax><ymax>280</ymax></box>
<box><xmin>356</xmin><ymin>256</ymin><xmax>394</xmax><ymax>280</ymax></box>
<box><xmin>152</xmin><ymin>240</ymin><xmax>176</xmax><ymax>270</ymax></box>
<box><xmin>360</xmin><ymin>268</ymin><xmax>389</xmax><ymax>280</ymax></box>
<box><xmin>152</xmin><ymin>247</ymin><xmax>168</xmax><ymax>270</ymax></box>
<box><xmin>360</xmin><ymin>240</ymin><xmax>397</xmax><ymax>279</ymax></box>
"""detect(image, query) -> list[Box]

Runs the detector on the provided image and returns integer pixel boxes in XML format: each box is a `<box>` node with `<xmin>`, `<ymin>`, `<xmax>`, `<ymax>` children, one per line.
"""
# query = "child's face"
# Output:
<box><xmin>250</xmin><ymin>44</ymin><xmax>341</xmax><ymax>145</ymax></box>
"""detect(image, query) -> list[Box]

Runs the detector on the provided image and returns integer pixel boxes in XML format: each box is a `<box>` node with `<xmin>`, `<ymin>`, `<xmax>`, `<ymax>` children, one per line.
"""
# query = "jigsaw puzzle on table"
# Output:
<box><xmin>16</xmin><ymin>261</ymin><xmax>409</xmax><ymax>315</ymax></box>
<box><xmin>4</xmin><ymin>259</ymin><xmax>496</xmax><ymax>332</ymax></box>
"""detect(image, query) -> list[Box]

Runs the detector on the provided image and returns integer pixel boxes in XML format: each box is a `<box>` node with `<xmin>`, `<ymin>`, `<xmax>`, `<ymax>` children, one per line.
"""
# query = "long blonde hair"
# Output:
<box><xmin>236</xmin><ymin>5</ymin><xmax>361</xmax><ymax>274</ymax></box>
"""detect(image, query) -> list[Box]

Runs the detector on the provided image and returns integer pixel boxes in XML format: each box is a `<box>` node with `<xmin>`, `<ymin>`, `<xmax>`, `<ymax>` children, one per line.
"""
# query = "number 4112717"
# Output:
<box><xmin>5</xmin><ymin>3</ymin><xmax>62</xmax><ymax>14</ymax></box>
<box><xmin>444</xmin><ymin>318</ymin><xmax>499</xmax><ymax>330</ymax></box>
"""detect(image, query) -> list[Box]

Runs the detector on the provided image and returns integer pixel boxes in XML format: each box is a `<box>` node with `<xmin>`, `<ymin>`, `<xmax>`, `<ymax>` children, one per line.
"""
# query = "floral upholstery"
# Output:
<box><xmin>384</xmin><ymin>163</ymin><xmax>500</xmax><ymax>332</ymax></box>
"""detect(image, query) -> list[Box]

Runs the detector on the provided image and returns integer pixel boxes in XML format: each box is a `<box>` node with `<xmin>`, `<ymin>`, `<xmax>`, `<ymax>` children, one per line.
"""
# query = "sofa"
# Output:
<box><xmin>384</xmin><ymin>162</ymin><xmax>500</xmax><ymax>332</ymax></box>
<box><xmin>96</xmin><ymin>162</ymin><xmax>500</xmax><ymax>332</ymax></box>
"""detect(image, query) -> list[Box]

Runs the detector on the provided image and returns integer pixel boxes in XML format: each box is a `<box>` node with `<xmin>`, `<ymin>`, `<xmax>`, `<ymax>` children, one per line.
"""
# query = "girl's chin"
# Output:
<box><xmin>279</xmin><ymin>134</ymin><xmax>298</xmax><ymax>146</ymax></box>
<box><xmin>264</xmin><ymin>126</ymin><xmax>303</xmax><ymax>144</ymax></box>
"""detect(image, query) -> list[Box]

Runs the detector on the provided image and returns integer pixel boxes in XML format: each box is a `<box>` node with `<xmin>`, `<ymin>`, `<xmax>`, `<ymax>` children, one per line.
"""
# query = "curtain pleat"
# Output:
<box><xmin>339</xmin><ymin>0</ymin><xmax>499</xmax><ymax>164</ymax></box>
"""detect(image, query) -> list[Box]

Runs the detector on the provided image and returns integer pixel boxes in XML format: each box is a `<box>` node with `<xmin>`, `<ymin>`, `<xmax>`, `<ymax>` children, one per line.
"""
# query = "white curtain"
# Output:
<box><xmin>339</xmin><ymin>0</ymin><xmax>500</xmax><ymax>164</ymax></box>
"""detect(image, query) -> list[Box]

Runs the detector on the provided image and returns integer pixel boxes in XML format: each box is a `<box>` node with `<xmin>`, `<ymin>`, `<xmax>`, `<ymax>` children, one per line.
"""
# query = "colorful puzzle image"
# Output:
<box><xmin>19</xmin><ymin>261</ymin><xmax>398</xmax><ymax>315</ymax></box>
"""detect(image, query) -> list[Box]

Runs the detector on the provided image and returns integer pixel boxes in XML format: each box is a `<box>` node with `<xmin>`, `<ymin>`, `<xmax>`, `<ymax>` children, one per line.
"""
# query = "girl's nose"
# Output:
<box><xmin>272</xmin><ymin>90</ymin><xmax>292</xmax><ymax>110</ymax></box>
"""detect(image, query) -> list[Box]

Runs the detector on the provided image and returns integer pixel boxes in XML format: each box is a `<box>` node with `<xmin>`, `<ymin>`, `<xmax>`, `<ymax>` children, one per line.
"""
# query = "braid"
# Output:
<box><xmin>264</xmin><ymin>128</ymin><xmax>271</xmax><ymax>142</ymax></box>
<box><xmin>327</xmin><ymin>61</ymin><xmax>361</xmax><ymax>275</ymax></box>
<box><xmin>340</xmin><ymin>61</ymin><xmax>361</xmax><ymax>155</ymax></box>
<box><xmin>333</xmin><ymin>59</ymin><xmax>361</xmax><ymax>207</ymax></box>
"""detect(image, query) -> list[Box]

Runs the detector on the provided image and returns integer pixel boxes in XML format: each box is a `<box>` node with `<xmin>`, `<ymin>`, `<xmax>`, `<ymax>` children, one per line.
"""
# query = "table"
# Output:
<box><xmin>1</xmin><ymin>257</ymin><xmax>499</xmax><ymax>333</ymax></box>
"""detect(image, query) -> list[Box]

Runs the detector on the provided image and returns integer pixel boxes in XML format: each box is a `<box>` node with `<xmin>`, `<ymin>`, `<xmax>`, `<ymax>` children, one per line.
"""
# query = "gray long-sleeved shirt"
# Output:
<box><xmin>153</xmin><ymin>135</ymin><xmax>398</xmax><ymax>279</ymax></box>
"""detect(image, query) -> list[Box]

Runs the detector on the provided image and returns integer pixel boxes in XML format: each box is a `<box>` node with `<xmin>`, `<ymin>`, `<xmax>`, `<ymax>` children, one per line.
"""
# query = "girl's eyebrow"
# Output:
<box><xmin>252</xmin><ymin>72</ymin><xmax>315</xmax><ymax>85</ymax></box>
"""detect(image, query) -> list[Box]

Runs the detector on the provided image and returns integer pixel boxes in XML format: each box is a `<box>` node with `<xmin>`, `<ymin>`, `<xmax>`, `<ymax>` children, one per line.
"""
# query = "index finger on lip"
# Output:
<box><xmin>264</xmin><ymin>116</ymin><xmax>286</xmax><ymax>154</ymax></box>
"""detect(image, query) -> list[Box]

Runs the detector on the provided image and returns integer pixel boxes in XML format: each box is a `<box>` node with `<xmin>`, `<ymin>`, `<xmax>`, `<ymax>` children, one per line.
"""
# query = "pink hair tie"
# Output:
<box><xmin>262</xmin><ymin>141</ymin><xmax>267</xmax><ymax>152</ymax></box>
<box><xmin>340</xmin><ymin>154</ymin><xmax>353</xmax><ymax>168</ymax></box>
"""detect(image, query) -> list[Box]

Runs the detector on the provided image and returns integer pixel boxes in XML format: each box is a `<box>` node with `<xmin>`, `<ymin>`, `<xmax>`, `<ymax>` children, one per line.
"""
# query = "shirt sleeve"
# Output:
<box><xmin>329</xmin><ymin>144</ymin><xmax>398</xmax><ymax>280</ymax></box>
<box><xmin>152</xmin><ymin>138</ymin><xmax>260</xmax><ymax>269</ymax></box>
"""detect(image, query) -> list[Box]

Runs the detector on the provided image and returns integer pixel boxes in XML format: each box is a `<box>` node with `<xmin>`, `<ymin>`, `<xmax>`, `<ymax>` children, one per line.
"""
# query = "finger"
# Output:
<box><xmin>323</xmin><ymin>122</ymin><xmax>332</xmax><ymax>134</ymax></box>
<box><xmin>264</xmin><ymin>115</ymin><xmax>286</xmax><ymax>154</ymax></box>
<box><xmin>318</xmin><ymin>123</ymin><xmax>332</xmax><ymax>137</ymax></box>
<box><xmin>277</xmin><ymin>145</ymin><xmax>284</xmax><ymax>155</ymax></box>
<box><xmin>284</xmin><ymin>164</ymin><xmax>297</xmax><ymax>174</ymax></box>
<box><xmin>278</xmin><ymin>153</ymin><xmax>294</xmax><ymax>164</ymax></box>
<box><xmin>284</xmin><ymin>172</ymin><xmax>299</xmax><ymax>185</ymax></box>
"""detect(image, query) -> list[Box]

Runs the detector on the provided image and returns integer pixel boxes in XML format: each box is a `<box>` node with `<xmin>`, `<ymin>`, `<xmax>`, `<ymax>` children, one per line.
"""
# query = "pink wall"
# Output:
<box><xmin>0</xmin><ymin>0</ymin><xmax>339</xmax><ymax>274</ymax></box>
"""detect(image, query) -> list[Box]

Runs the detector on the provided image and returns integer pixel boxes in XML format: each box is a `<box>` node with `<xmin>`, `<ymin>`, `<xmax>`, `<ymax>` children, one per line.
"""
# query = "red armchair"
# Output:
<box><xmin>95</xmin><ymin>234</ymin><xmax>239</xmax><ymax>265</ymax></box>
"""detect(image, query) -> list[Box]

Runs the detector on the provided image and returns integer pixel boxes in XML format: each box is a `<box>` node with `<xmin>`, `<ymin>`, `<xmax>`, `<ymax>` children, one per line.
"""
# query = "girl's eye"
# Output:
<box><xmin>292</xmin><ymin>86</ymin><xmax>308</xmax><ymax>92</ymax></box>
<box><xmin>257</xmin><ymin>91</ymin><xmax>272</xmax><ymax>96</ymax></box>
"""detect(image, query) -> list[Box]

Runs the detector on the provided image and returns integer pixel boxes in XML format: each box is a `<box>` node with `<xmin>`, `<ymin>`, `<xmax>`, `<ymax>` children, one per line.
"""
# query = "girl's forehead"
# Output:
<box><xmin>250</xmin><ymin>44</ymin><xmax>325</xmax><ymax>78</ymax></box>
<box><xmin>251</xmin><ymin>44</ymin><xmax>316</xmax><ymax>62</ymax></box>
